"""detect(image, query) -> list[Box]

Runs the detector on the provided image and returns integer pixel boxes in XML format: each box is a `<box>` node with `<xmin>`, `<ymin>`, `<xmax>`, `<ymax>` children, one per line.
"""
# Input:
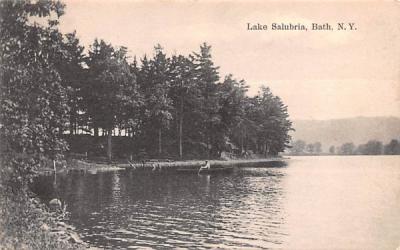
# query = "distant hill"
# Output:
<box><xmin>291</xmin><ymin>116</ymin><xmax>400</xmax><ymax>152</ymax></box>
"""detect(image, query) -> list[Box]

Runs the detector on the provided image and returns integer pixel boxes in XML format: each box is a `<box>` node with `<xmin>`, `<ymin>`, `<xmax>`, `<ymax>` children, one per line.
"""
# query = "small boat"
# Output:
<box><xmin>176</xmin><ymin>166</ymin><xmax>234</xmax><ymax>174</ymax></box>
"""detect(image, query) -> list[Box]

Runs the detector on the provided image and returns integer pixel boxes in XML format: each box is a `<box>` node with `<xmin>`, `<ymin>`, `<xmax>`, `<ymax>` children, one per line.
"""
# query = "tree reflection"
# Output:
<box><xmin>32</xmin><ymin>167</ymin><xmax>287</xmax><ymax>248</ymax></box>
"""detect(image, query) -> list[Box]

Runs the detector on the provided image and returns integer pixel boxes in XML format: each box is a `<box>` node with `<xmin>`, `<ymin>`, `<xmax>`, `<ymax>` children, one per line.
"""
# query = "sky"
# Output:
<box><xmin>57</xmin><ymin>0</ymin><xmax>399</xmax><ymax>120</ymax></box>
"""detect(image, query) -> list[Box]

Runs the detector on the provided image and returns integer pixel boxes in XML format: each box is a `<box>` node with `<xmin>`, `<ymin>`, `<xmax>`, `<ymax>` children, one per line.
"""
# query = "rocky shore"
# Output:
<box><xmin>0</xmin><ymin>191</ymin><xmax>87</xmax><ymax>250</ymax></box>
<box><xmin>31</xmin><ymin>197</ymin><xmax>90</xmax><ymax>249</ymax></box>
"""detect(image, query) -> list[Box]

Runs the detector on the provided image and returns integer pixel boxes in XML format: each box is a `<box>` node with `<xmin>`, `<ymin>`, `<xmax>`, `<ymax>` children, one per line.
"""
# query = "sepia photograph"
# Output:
<box><xmin>0</xmin><ymin>0</ymin><xmax>399</xmax><ymax>249</ymax></box>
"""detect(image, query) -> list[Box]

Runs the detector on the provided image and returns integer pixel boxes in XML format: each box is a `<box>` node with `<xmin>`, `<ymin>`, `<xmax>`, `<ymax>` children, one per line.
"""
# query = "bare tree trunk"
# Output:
<box><xmin>207</xmin><ymin>135</ymin><xmax>211</xmax><ymax>158</ymax></box>
<box><xmin>94</xmin><ymin>127</ymin><xmax>99</xmax><ymax>137</ymax></box>
<box><xmin>69</xmin><ymin>115</ymin><xmax>74</xmax><ymax>135</ymax></box>
<box><xmin>179</xmin><ymin>115</ymin><xmax>183</xmax><ymax>159</ymax></box>
<box><xmin>107</xmin><ymin>128</ymin><xmax>112</xmax><ymax>161</ymax></box>
<box><xmin>241</xmin><ymin>129</ymin><xmax>244</xmax><ymax>153</ymax></box>
<box><xmin>175</xmin><ymin>109</ymin><xmax>179</xmax><ymax>136</ymax></box>
<box><xmin>244</xmin><ymin>127</ymin><xmax>247</xmax><ymax>152</ymax></box>
<box><xmin>178</xmin><ymin>95</ymin><xmax>184</xmax><ymax>159</ymax></box>
<box><xmin>158</xmin><ymin>128</ymin><xmax>162</xmax><ymax>155</ymax></box>
<box><xmin>264</xmin><ymin>141</ymin><xmax>270</xmax><ymax>158</ymax></box>
<box><xmin>263</xmin><ymin>142</ymin><xmax>267</xmax><ymax>156</ymax></box>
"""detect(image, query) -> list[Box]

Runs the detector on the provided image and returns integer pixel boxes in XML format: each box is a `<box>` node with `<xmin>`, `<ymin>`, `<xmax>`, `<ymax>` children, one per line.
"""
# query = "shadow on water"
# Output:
<box><xmin>31</xmin><ymin>164</ymin><xmax>288</xmax><ymax>249</ymax></box>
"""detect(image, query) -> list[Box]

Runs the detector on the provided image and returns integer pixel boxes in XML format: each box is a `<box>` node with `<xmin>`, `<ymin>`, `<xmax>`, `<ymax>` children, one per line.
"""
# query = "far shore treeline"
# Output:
<box><xmin>289</xmin><ymin>139</ymin><xmax>400</xmax><ymax>156</ymax></box>
<box><xmin>0</xmin><ymin>0</ymin><xmax>293</xmax><ymax>185</ymax></box>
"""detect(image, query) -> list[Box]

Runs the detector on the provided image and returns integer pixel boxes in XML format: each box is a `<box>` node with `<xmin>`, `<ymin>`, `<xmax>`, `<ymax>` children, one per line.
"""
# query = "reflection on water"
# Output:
<box><xmin>32</xmin><ymin>156</ymin><xmax>400</xmax><ymax>249</ymax></box>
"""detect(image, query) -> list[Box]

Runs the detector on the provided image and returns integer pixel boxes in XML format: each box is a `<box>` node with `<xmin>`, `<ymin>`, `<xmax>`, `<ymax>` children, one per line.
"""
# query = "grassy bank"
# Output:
<box><xmin>0</xmin><ymin>189</ymin><xmax>86</xmax><ymax>250</ymax></box>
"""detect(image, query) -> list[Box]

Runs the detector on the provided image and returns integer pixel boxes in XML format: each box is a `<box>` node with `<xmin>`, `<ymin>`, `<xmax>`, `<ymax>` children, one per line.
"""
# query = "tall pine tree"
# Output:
<box><xmin>192</xmin><ymin>43</ymin><xmax>221</xmax><ymax>157</ymax></box>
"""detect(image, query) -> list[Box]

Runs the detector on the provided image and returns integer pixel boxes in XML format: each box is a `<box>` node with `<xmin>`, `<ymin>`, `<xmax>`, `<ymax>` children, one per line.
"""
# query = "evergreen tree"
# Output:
<box><xmin>138</xmin><ymin>45</ymin><xmax>173</xmax><ymax>156</ymax></box>
<box><xmin>169</xmin><ymin>54</ymin><xmax>198</xmax><ymax>158</ymax></box>
<box><xmin>53</xmin><ymin>31</ymin><xmax>85</xmax><ymax>135</ymax></box>
<box><xmin>123</xmin><ymin>56</ymin><xmax>143</xmax><ymax>139</ymax></box>
<box><xmin>250</xmin><ymin>87</ymin><xmax>292</xmax><ymax>156</ymax></box>
<box><xmin>192</xmin><ymin>43</ymin><xmax>221</xmax><ymax>157</ymax></box>
<box><xmin>217</xmin><ymin>75</ymin><xmax>249</xmax><ymax>154</ymax></box>
<box><xmin>84</xmin><ymin>39</ymin><xmax>138</xmax><ymax>160</ymax></box>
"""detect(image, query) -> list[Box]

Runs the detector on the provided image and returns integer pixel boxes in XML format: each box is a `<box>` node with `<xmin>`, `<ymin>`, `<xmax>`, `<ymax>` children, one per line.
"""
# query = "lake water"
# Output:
<box><xmin>32</xmin><ymin>156</ymin><xmax>400</xmax><ymax>249</ymax></box>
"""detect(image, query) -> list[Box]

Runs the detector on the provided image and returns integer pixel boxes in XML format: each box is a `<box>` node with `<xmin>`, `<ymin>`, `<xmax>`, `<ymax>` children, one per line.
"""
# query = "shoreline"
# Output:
<box><xmin>36</xmin><ymin>157</ymin><xmax>288</xmax><ymax>175</ymax></box>
<box><xmin>121</xmin><ymin>157</ymin><xmax>288</xmax><ymax>169</ymax></box>
<box><xmin>0</xmin><ymin>192</ymin><xmax>88</xmax><ymax>250</ymax></box>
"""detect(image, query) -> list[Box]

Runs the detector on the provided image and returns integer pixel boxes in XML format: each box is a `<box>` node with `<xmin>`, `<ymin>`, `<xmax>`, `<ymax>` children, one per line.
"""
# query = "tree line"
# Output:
<box><xmin>289</xmin><ymin>139</ymin><xmax>400</xmax><ymax>155</ymax></box>
<box><xmin>67</xmin><ymin>40</ymin><xmax>292</xmax><ymax>160</ymax></box>
<box><xmin>333</xmin><ymin>139</ymin><xmax>400</xmax><ymax>155</ymax></box>
<box><xmin>0</xmin><ymin>0</ymin><xmax>293</xmax><ymax>186</ymax></box>
<box><xmin>289</xmin><ymin>140</ymin><xmax>322</xmax><ymax>155</ymax></box>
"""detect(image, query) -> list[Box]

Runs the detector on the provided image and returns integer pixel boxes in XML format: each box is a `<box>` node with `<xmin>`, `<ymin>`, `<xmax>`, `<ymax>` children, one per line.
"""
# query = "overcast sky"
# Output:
<box><xmin>58</xmin><ymin>0</ymin><xmax>399</xmax><ymax>120</ymax></box>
